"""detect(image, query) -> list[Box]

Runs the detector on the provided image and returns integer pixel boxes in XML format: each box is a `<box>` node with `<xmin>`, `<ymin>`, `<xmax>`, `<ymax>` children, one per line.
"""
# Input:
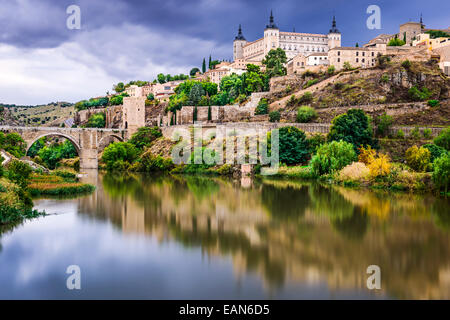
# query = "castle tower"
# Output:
<box><xmin>233</xmin><ymin>24</ymin><xmax>247</xmax><ymax>60</ymax></box>
<box><xmin>264</xmin><ymin>10</ymin><xmax>280</xmax><ymax>56</ymax></box>
<box><xmin>327</xmin><ymin>15</ymin><xmax>341</xmax><ymax>50</ymax></box>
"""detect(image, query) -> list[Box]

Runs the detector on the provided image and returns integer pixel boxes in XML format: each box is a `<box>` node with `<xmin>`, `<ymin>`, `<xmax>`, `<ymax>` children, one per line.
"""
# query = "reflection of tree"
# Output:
<box><xmin>102</xmin><ymin>173</ymin><xmax>141</xmax><ymax>198</ymax></box>
<box><xmin>431</xmin><ymin>198</ymin><xmax>450</xmax><ymax>231</ymax></box>
<box><xmin>185</xmin><ymin>176</ymin><xmax>219</xmax><ymax>201</ymax></box>
<box><xmin>261</xmin><ymin>183</ymin><xmax>309</xmax><ymax>220</ymax></box>
<box><xmin>330</xmin><ymin>206</ymin><xmax>368</xmax><ymax>240</ymax></box>
<box><xmin>308</xmin><ymin>184</ymin><xmax>355</xmax><ymax>220</ymax></box>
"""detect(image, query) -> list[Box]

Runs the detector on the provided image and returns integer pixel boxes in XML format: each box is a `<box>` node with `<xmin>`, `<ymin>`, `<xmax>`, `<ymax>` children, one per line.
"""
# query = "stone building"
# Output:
<box><xmin>122</xmin><ymin>96</ymin><xmax>146</xmax><ymax>135</ymax></box>
<box><xmin>233</xmin><ymin>12</ymin><xmax>341</xmax><ymax>62</ymax></box>
<box><xmin>328</xmin><ymin>47</ymin><xmax>383</xmax><ymax>70</ymax></box>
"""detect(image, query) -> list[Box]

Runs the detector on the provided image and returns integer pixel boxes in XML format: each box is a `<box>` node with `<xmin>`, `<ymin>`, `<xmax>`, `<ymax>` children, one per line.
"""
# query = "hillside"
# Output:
<box><xmin>0</xmin><ymin>102</ymin><xmax>74</xmax><ymax>127</ymax></box>
<box><xmin>268</xmin><ymin>59</ymin><xmax>450</xmax><ymax>126</ymax></box>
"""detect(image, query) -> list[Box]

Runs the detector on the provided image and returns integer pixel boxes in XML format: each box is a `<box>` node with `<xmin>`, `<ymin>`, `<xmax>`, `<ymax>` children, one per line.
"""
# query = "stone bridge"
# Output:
<box><xmin>0</xmin><ymin>126</ymin><xmax>127</xmax><ymax>169</ymax></box>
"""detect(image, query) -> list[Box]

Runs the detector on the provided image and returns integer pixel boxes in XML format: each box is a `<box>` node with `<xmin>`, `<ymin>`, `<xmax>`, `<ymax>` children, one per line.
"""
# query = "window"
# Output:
<box><xmin>338</xmin><ymin>51</ymin><xmax>340</xmax><ymax>56</ymax></box>
<box><xmin>356</xmin><ymin>52</ymin><xmax>359</xmax><ymax>56</ymax></box>
<box><xmin>356</xmin><ymin>58</ymin><xmax>359</xmax><ymax>62</ymax></box>
<box><xmin>338</xmin><ymin>58</ymin><xmax>340</xmax><ymax>62</ymax></box>
<box><xmin>362</xmin><ymin>52</ymin><xmax>365</xmax><ymax>56</ymax></box>
<box><xmin>362</xmin><ymin>58</ymin><xmax>365</xmax><ymax>63</ymax></box>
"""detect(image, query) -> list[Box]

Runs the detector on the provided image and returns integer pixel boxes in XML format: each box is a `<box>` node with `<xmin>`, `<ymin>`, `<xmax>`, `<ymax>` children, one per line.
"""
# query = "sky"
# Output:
<box><xmin>0</xmin><ymin>0</ymin><xmax>449</xmax><ymax>105</ymax></box>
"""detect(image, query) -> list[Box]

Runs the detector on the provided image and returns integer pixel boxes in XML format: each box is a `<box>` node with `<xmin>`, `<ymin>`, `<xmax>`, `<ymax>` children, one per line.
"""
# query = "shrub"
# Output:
<box><xmin>423</xmin><ymin>144</ymin><xmax>448</xmax><ymax>162</ymax></box>
<box><xmin>401</xmin><ymin>59</ymin><xmax>411</xmax><ymax>69</ymax></box>
<box><xmin>269</xmin><ymin>111</ymin><xmax>280</xmax><ymax>122</ymax></box>
<box><xmin>287</xmin><ymin>95</ymin><xmax>297</xmax><ymax>106</ymax></box>
<box><xmin>434</xmin><ymin>127</ymin><xmax>450</xmax><ymax>151</ymax></box>
<box><xmin>408</xmin><ymin>86</ymin><xmax>432</xmax><ymax>101</ymax></box>
<box><xmin>84</xmin><ymin>112</ymin><xmax>106</xmax><ymax>128</ymax></box>
<box><xmin>138</xmin><ymin>152</ymin><xmax>174</xmax><ymax>172</ymax></box>
<box><xmin>343</xmin><ymin>62</ymin><xmax>352</xmax><ymax>71</ymax></box>
<box><xmin>358</xmin><ymin>145</ymin><xmax>377</xmax><ymax>165</ymax></box>
<box><xmin>327</xmin><ymin>65</ymin><xmax>335</xmax><ymax>75</ymax></box>
<box><xmin>427</xmin><ymin>100</ymin><xmax>439</xmax><ymax>107</ymax></box>
<box><xmin>102</xmin><ymin>142</ymin><xmax>139</xmax><ymax>171</ymax></box>
<box><xmin>328</xmin><ymin>109</ymin><xmax>375</xmax><ymax>151</ymax></box>
<box><xmin>432</xmin><ymin>154</ymin><xmax>450</xmax><ymax>193</ymax></box>
<box><xmin>380</xmin><ymin>74</ymin><xmax>389</xmax><ymax>83</ymax></box>
<box><xmin>423</xmin><ymin>128</ymin><xmax>432</xmax><ymax>139</ymax></box>
<box><xmin>376</xmin><ymin>112</ymin><xmax>393</xmax><ymax>137</ymax></box>
<box><xmin>255</xmin><ymin>98</ymin><xmax>269</xmax><ymax>115</ymax></box>
<box><xmin>405</xmin><ymin>145</ymin><xmax>431</xmax><ymax>172</ymax></box>
<box><xmin>7</xmin><ymin>160</ymin><xmax>32</xmax><ymax>188</ymax></box>
<box><xmin>269</xmin><ymin>126</ymin><xmax>310</xmax><ymax>165</ymax></box>
<box><xmin>298</xmin><ymin>91</ymin><xmax>313</xmax><ymax>104</ymax></box>
<box><xmin>307</xmin><ymin>133</ymin><xmax>326</xmax><ymax>154</ymax></box>
<box><xmin>368</xmin><ymin>154</ymin><xmax>391</xmax><ymax>177</ymax></box>
<box><xmin>338</xmin><ymin>162</ymin><xmax>370</xmax><ymax>182</ymax></box>
<box><xmin>0</xmin><ymin>132</ymin><xmax>27</xmax><ymax>158</ymax></box>
<box><xmin>410</xmin><ymin>126</ymin><xmax>421</xmax><ymax>140</ymax></box>
<box><xmin>128</xmin><ymin>126</ymin><xmax>162</xmax><ymax>150</ymax></box>
<box><xmin>310</xmin><ymin>140</ymin><xmax>357</xmax><ymax>176</ymax></box>
<box><xmin>304</xmin><ymin>78</ymin><xmax>319</xmax><ymax>88</ymax></box>
<box><xmin>296</xmin><ymin>106</ymin><xmax>317</xmax><ymax>123</ymax></box>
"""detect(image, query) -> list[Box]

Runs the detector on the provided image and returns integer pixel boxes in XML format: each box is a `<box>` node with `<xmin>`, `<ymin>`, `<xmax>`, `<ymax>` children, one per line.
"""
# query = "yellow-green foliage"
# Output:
<box><xmin>337</xmin><ymin>162</ymin><xmax>370</xmax><ymax>182</ymax></box>
<box><xmin>368</xmin><ymin>154</ymin><xmax>391</xmax><ymax>177</ymax></box>
<box><xmin>405</xmin><ymin>145</ymin><xmax>431</xmax><ymax>172</ymax></box>
<box><xmin>358</xmin><ymin>145</ymin><xmax>377</xmax><ymax>165</ymax></box>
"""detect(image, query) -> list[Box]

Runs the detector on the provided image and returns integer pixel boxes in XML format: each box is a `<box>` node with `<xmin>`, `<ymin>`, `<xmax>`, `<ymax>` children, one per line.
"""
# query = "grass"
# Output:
<box><xmin>27</xmin><ymin>172</ymin><xmax>95</xmax><ymax>196</ymax></box>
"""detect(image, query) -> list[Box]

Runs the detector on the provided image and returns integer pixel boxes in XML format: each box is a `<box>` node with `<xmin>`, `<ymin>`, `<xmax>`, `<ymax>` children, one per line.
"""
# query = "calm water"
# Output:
<box><xmin>0</xmin><ymin>171</ymin><xmax>449</xmax><ymax>299</ymax></box>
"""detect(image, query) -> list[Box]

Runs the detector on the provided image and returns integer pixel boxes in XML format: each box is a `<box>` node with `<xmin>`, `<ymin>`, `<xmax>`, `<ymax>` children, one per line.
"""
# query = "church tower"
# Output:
<box><xmin>327</xmin><ymin>15</ymin><xmax>341</xmax><ymax>50</ymax></box>
<box><xmin>233</xmin><ymin>24</ymin><xmax>247</xmax><ymax>60</ymax></box>
<box><xmin>264</xmin><ymin>10</ymin><xmax>280</xmax><ymax>57</ymax></box>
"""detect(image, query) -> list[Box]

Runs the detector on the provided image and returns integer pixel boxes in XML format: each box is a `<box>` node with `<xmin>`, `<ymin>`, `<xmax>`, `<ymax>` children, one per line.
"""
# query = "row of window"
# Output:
<box><xmin>280</xmin><ymin>35</ymin><xmax>327</xmax><ymax>42</ymax></box>
<box><xmin>337</xmin><ymin>51</ymin><xmax>377</xmax><ymax>57</ymax></box>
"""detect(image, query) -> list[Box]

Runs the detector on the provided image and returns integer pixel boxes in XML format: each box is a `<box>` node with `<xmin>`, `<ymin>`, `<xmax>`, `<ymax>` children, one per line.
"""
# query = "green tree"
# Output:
<box><xmin>113</xmin><ymin>82</ymin><xmax>125</xmax><ymax>93</ymax></box>
<box><xmin>128</xmin><ymin>127</ymin><xmax>162</xmax><ymax>150</ymax></box>
<box><xmin>434</xmin><ymin>127</ymin><xmax>450</xmax><ymax>151</ymax></box>
<box><xmin>84</xmin><ymin>113</ymin><xmax>106</xmax><ymax>128</ymax></box>
<box><xmin>269</xmin><ymin>111</ymin><xmax>280</xmax><ymax>122</ymax></box>
<box><xmin>328</xmin><ymin>109</ymin><xmax>375</xmax><ymax>151</ymax></box>
<box><xmin>7</xmin><ymin>160</ymin><xmax>32</xmax><ymax>188</ymax></box>
<box><xmin>202</xmin><ymin>58</ymin><xmax>206</xmax><ymax>73</ymax></box>
<box><xmin>275</xmin><ymin>126</ymin><xmax>310</xmax><ymax>165</ymax></box>
<box><xmin>375</xmin><ymin>112</ymin><xmax>393</xmax><ymax>137</ymax></box>
<box><xmin>102</xmin><ymin>142</ymin><xmax>138</xmax><ymax>171</ymax></box>
<box><xmin>432</xmin><ymin>154</ymin><xmax>450</xmax><ymax>193</ymax></box>
<box><xmin>0</xmin><ymin>132</ymin><xmax>27</xmax><ymax>158</ymax></box>
<box><xmin>255</xmin><ymin>98</ymin><xmax>269</xmax><ymax>115</ymax></box>
<box><xmin>296</xmin><ymin>106</ymin><xmax>317</xmax><ymax>123</ymax></box>
<box><xmin>189</xmin><ymin>83</ymin><xmax>206</xmax><ymax>106</ymax></box>
<box><xmin>157</xmin><ymin>73</ymin><xmax>166</xmax><ymax>84</ymax></box>
<box><xmin>311</xmin><ymin>140</ymin><xmax>357</xmax><ymax>176</ymax></box>
<box><xmin>262</xmin><ymin>48</ymin><xmax>287</xmax><ymax>78</ymax></box>
<box><xmin>190</xmin><ymin>67</ymin><xmax>200</xmax><ymax>77</ymax></box>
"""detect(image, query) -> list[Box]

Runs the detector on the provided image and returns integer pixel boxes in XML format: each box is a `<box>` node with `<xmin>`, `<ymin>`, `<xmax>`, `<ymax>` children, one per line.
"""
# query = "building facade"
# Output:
<box><xmin>233</xmin><ymin>12</ymin><xmax>341</xmax><ymax>62</ymax></box>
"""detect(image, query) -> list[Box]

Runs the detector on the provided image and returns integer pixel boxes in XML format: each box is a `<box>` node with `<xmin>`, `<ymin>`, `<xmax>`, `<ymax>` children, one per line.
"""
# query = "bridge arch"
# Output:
<box><xmin>26</xmin><ymin>132</ymin><xmax>81</xmax><ymax>155</ymax></box>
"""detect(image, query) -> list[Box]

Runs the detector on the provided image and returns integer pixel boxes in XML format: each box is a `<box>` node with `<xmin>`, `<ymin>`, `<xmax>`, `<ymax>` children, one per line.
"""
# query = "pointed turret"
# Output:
<box><xmin>329</xmin><ymin>15</ymin><xmax>340</xmax><ymax>34</ymax></box>
<box><xmin>265</xmin><ymin>10</ymin><xmax>278</xmax><ymax>30</ymax></box>
<box><xmin>234</xmin><ymin>24</ymin><xmax>246</xmax><ymax>41</ymax></box>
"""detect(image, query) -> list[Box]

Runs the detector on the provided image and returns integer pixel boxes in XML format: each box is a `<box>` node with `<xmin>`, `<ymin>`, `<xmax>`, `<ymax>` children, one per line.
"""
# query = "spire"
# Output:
<box><xmin>329</xmin><ymin>14</ymin><xmax>340</xmax><ymax>34</ymax></box>
<box><xmin>234</xmin><ymin>24</ymin><xmax>246</xmax><ymax>41</ymax></box>
<box><xmin>265</xmin><ymin>9</ymin><xmax>278</xmax><ymax>29</ymax></box>
<box><xmin>420</xmin><ymin>13</ymin><xmax>424</xmax><ymax>30</ymax></box>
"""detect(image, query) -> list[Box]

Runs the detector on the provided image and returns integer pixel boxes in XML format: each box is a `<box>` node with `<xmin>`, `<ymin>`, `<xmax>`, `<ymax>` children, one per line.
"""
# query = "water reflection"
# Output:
<box><xmin>80</xmin><ymin>173</ymin><xmax>450</xmax><ymax>299</ymax></box>
<box><xmin>1</xmin><ymin>172</ymin><xmax>449</xmax><ymax>299</ymax></box>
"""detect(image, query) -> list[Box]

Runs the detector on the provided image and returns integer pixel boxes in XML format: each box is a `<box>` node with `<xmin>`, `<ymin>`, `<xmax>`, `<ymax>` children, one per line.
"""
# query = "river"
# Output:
<box><xmin>0</xmin><ymin>171</ymin><xmax>449</xmax><ymax>299</ymax></box>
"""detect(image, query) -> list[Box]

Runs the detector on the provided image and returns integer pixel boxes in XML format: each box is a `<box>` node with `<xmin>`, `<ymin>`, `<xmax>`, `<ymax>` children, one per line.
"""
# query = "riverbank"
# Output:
<box><xmin>27</xmin><ymin>171</ymin><xmax>95</xmax><ymax>196</ymax></box>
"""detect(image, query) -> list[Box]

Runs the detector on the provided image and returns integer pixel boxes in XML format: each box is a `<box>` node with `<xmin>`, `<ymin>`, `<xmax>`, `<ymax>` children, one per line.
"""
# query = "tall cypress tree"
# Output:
<box><xmin>202</xmin><ymin>58</ymin><xmax>206</xmax><ymax>73</ymax></box>
<box><xmin>208</xmin><ymin>55</ymin><xmax>212</xmax><ymax>69</ymax></box>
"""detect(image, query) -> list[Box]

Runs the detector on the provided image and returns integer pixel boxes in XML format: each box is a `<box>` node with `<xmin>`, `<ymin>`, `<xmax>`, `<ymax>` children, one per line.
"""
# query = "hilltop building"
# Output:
<box><xmin>233</xmin><ymin>11</ymin><xmax>341</xmax><ymax>62</ymax></box>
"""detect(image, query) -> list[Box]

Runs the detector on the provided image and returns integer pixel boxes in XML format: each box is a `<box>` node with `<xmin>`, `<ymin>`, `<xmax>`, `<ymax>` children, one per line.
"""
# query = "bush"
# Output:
<box><xmin>401</xmin><ymin>59</ymin><xmax>411</xmax><ymax>69</ymax></box>
<box><xmin>432</xmin><ymin>154</ymin><xmax>450</xmax><ymax>193</ymax></box>
<box><xmin>102</xmin><ymin>142</ymin><xmax>139</xmax><ymax>171</ymax></box>
<box><xmin>380</xmin><ymin>74</ymin><xmax>389</xmax><ymax>83</ymax></box>
<box><xmin>368</xmin><ymin>154</ymin><xmax>391</xmax><ymax>177</ymax></box>
<box><xmin>338</xmin><ymin>162</ymin><xmax>370</xmax><ymax>182</ymax></box>
<box><xmin>0</xmin><ymin>132</ymin><xmax>27</xmax><ymax>158</ymax></box>
<box><xmin>408</xmin><ymin>86</ymin><xmax>432</xmax><ymax>101</ymax></box>
<box><xmin>270</xmin><ymin>126</ymin><xmax>310</xmax><ymax>165</ymax></box>
<box><xmin>410</xmin><ymin>126</ymin><xmax>421</xmax><ymax>140</ymax></box>
<box><xmin>427</xmin><ymin>100</ymin><xmax>440</xmax><ymax>107</ymax></box>
<box><xmin>307</xmin><ymin>133</ymin><xmax>326</xmax><ymax>154</ymax></box>
<box><xmin>298</xmin><ymin>92</ymin><xmax>313</xmax><ymax>104</ymax></box>
<box><xmin>138</xmin><ymin>152</ymin><xmax>174</xmax><ymax>172</ymax></box>
<box><xmin>311</xmin><ymin>140</ymin><xmax>357</xmax><ymax>176</ymax></box>
<box><xmin>358</xmin><ymin>145</ymin><xmax>377</xmax><ymax>165</ymax></box>
<box><xmin>396</xmin><ymin>129</ymin><xmax>405</xmax><ymax>139</ymax></box>
<box><xmin>296</xmin><ymin>106</ymin><xmax>317</xmax><ymax>123</ymax></box>
<box><xmin>269</xmin><ymin>111</ymin><xmax>280</xmax><ymax>122</ymax></box>
<box><xmin>128</xmin><ymin>126</ymin><xmax>162</xmax><ymax>150</ymax></box>
<box><xmin>7</xmin><ymin>160</ymin><xmax>32</xmax><ymax>188</ymax></box>
<box><xmin>434</xmin><ymin>127</ymin><xmax>450</xmax><ymax>151</ymax></box>
<box><xmin>304</xmin><ymin>79</ymin><xmax>319</xmax><ymax>88</ymax></box>
<box><xmin>328</xmin><ymin>109</ymin><xmax>375</xmax><ymax>151</ymax></box>
<box><xmin>84</xmin><ymin>112</ymin><xmax>106</xmax><ymax>128</ymax></box>
<box><xmin>376</xmin><ymin>112</ymin><xmax>393</xmax><ymax>137</ymax></box>
<box><xmin>327</xmin><ymin>65</ymin><xmax>335</xmax><ymax>75</ymax></box>
<box><xmin>422</xmin><ymin>144</ymin><xmax>448</xmax><ymax>163</ymax></box>
<box><xmin>405</xmin><ymin>145</ymin><xmax>432</xmax><ymax>172</ymax></box>
<box><xmin>423</xmin><ymin>128</ymin><xmax>432</xmax><ymax>139</ymax></box>
<box><xmin>254</xmin><ymin>98</ymin><xmax>269</xmax><ymax>115</ymax></box>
